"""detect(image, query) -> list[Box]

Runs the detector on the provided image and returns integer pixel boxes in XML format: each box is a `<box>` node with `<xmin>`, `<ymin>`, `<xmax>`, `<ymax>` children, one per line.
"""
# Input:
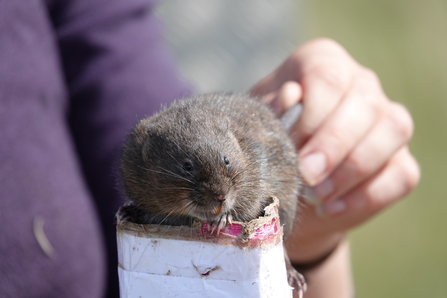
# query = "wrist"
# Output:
<box><xmin>291</xmin><ymin>239</ymin><xmax>355</xmax><ymax>298</ymax></box>
<box><xmin>285</xmin><ymin>232</ymin><xmax>345</xmax><ymax>264</ymax></box>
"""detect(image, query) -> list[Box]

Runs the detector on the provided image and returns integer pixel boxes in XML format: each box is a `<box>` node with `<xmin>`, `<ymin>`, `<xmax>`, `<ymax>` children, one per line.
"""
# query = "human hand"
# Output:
<box><xmin>251</xmin><ymin>38</ymin><xmax>420</xmax><ymax>263</ymax></box>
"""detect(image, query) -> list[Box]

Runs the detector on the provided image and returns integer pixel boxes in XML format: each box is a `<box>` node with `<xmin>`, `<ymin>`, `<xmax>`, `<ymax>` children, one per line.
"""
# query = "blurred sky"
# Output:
<box><xmin>157</xmin><ymin>0</ymin><xmax>447</xmax><ymax>296</ymax></box>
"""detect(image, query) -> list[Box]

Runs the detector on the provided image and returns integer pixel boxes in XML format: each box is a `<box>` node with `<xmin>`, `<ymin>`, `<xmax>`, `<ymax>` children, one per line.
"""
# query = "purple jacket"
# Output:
<box><xmin>0</xmin><ymin>0</ymin><xmax>190</xmax><ymax>297</ymax></box>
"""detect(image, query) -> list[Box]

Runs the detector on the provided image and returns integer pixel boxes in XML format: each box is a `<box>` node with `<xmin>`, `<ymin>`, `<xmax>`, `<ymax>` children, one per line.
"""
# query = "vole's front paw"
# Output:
<box><xmin>208</xmin><ymin>213</ymin><xmax>233</xmax><ymax>234</ymax></box>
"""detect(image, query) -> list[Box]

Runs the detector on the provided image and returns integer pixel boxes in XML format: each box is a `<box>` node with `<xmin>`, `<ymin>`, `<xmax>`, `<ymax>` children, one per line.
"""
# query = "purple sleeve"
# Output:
<box><xmin>0</xmin><ymin>0</ymin><xmax>190</xmax><ymax>297</ymax></box>
<box><xmin>53</xmin><ymin>0</ymin><xmax>192</xmax><ymax>296</ymax></box>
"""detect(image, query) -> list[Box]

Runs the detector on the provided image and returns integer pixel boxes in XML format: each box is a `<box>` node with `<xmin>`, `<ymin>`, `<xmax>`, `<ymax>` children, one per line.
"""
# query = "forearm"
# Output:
<box><xmin>292</xmin><ymin>239</ymin><xmax>355</xmax><ymax>298</ymax></box>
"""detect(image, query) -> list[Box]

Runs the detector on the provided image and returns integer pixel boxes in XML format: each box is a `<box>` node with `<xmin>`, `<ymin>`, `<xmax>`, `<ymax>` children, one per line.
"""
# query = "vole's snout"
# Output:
<box><xmin>214</xmin><ymin>194</ymin><xmax>226</xmax><ymax>202</ymax></box>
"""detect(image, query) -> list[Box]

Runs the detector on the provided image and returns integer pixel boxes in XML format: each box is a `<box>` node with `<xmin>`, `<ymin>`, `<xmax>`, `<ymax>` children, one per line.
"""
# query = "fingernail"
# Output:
<box><xmin>300</xmin><ymin>152</ymin><xmax>327</xmax><ymax>186</ymax></box>
<box><xmin>313</xmin><ymin>178</ymin><xmax>334</xmax><ymax>198</ymax></box>
<box><xmin>302</xmin><ymin>185</ymin><xmax>322</xmax><ymax>206</ymax></box>
<box><xmin>315</xmin><ymin>200</ymin><xmax>346</xmax><ymax>218</ymax></box>
<box><xmin>323</xmin><ymin>200</ymin><xmax>346</xmax><ymax>215</ymax></box>
<box><xmin>301</xmin><ymin>179</ymin><xmax>333</xmax><ymax>205</ymax></box>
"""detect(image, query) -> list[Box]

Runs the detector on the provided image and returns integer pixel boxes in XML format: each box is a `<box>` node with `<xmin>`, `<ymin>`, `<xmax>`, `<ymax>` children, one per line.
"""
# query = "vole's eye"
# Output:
<box><xmin>223</xmin><ymin>156</ymin><xmax>230</xmax><ymax>165</ymax></box>
<box><xmin>183</xmin><ymin>161</ymin><xmax>193</xmax><ymax>171</ymax></box>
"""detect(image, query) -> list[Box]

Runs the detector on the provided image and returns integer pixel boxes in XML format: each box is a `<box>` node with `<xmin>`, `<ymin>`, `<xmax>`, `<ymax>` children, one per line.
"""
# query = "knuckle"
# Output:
<box><xmin>308</xmin><ymin>38</ymin><xmax>345</xmax><ymax>53</ymax></box>
<box><xmin>387</xmin><ymin>102</ymin><xmax>414</xmax><ymax>141</ymax></box>
<box><xmin>348</xmin><ymin>85</ymin><xmax>382</xmax><ymax>117</ymax></box>
<box><xmin>307</xmin><ymin>63</ymin><xmax>350</xmax><ymax>91</ymax></box>
<box><xmin>352</xmin><ymin>68</ymin><xmax>386</xmax><ymax>107</ymax></box>
<box><xmin>361</xmin><ymin>149</ymin><xmax>420</xmax><ymax>212</ymax></box>
<box><xmin>345</xmin><ymin>149</ymin><xmax>376</xmax><ymax>178</ymax></box>
<box><xmin>323</xmin><ymin>127</ymin><xmax>354</xmax><ymax>166</ymax></box>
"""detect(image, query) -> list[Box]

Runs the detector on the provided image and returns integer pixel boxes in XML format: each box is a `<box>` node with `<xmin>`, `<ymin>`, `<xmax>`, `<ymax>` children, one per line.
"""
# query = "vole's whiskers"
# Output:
<box><xmin>166</xmin><ymin>152</ymin><xmax>181</xmax><ymax>167</ymax></box>
<box><xmin>154</xmin><ymin>200</ymin><xmax>197</xmax><ymax>235</ymax></box>
<box><xmin>182</xmin><ymin>200</ymin><xmax>197</xmax><ymax>218</ymax></box>
<box><xmin>152</xmin><ymin>197</ymin><xmax>189</xmax><ymax>219</ymax></box>
<box><xmin>156</xmin><ymin>209</ymin><xmax>176</xmax><ymax>227</ymax></box>
<box><xmin>158</xmin><ymin>167</ymin><xmax>195</xmax><ymax>184</ymax></box>
<box><xmin>150</xmin><ymin>197</ymin><xmax>193</xmax><ymax>226</ymax></box>
<box><xmin>167</xmin><ymin>151</ymin><xmax>195</xmax><ymax>178</ymax></box>
<box><xmin>171</xmin><ymin>139</ymin><xmax>190</xmax><ymax>159</ymax></box>
<box><xmin>231</xmin><ymin>171</ymin><xmax>241</xmax><ymax>181</ymax></box>
<box><xmin>151</xmin><ymin>187</ymin><xmax>195</xmax><ymax>191</ymax></box>
<box><xmin>138</xmin><ymin>165</ymin><xmax>194</xmax><ymax>185</ymax></box>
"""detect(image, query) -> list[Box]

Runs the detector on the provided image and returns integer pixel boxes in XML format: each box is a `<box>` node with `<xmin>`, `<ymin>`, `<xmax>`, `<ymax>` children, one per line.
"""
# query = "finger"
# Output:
<box><xmin>298</xmin><ymin>69</ymin><xmax>386</xmax><ymax>186</ymax></box>
<box><xmin>251</xmin><ymin>38</ymin><xmax>354</xmax><ymax>98</ymax></box>
<box><xmin>316</xmin><ymin>147</ymin><xmax>420</xmax><ymax>223</ymax></box>
<box><xmin>290</xmin><ymin>60</ymin><xmax>353</xmax><ymax>148</ymax></box>
<box><xmin>275</xmin><ymin>81</ymin><xmax>302</xmax><ymax>116</ymax></box>
<box><xmin>259</xmin><ymin>81</ymin><xmax>302</xmax><ymax>116</ymax></box>
<box><xmin>310</xmin><ymin>102</ymin><xmax>414</xmax><ymax>202</ymax></box>
<box><xmin>250</xmin><ymin>67</ymin><xmax>284</xmax><ymax>96</ymax></box>
<box><xmin>252</xmin><ymin>39</ymin><xmax>360</xmax><ymax>150</ymax></box>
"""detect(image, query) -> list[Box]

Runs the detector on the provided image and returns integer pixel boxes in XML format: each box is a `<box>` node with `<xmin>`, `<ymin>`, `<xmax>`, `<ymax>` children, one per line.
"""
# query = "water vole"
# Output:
<box><xmin>119</xmin><ymin>93</ymin><xmax>301</xmax><ymax>238</ymax></box>
<box><xmin>119</xmin><ymin>93</ymin><xmax>306</xmax><ymax>293</ymax></box>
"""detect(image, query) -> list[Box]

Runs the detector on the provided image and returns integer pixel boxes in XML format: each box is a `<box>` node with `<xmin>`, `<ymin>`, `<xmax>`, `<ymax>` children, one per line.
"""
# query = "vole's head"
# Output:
<box><xmin>120</xmin><ymin>112</ymin><xmax>251</xmax><ymax>224</ymax></box>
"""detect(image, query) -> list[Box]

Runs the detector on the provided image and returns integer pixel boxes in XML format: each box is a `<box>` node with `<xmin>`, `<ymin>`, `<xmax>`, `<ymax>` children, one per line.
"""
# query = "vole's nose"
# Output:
<box><xmin>214</xmin><ymin>194</ymin><xmax>226</xmax><ymax>202</ymax></box>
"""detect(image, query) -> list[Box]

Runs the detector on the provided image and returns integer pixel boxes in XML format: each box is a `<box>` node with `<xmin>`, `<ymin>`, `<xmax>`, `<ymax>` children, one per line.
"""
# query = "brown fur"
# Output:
<box><xmin>119</xmin><ymin>93</ymin><xmax>301</xmax><ymax>237</ymax></box>
<box><xmin>119</xmin><ymin>93</ymin><xmax>306</xmax><ymax>292</ymax></box>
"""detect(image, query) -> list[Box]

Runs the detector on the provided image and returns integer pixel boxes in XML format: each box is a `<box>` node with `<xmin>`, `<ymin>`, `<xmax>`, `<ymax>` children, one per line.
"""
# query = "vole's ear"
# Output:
<box><xmin>132</xmin><ymin>119</ymin><xmax>156</xmax><ymax>145</ymax></box>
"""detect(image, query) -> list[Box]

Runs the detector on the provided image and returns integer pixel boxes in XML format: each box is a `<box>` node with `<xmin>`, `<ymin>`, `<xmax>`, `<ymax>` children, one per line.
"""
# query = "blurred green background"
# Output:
<box><xmin>299</xmin><ymin>0</ymin><xmax>447</xmax><ymax>296</ymax></box>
